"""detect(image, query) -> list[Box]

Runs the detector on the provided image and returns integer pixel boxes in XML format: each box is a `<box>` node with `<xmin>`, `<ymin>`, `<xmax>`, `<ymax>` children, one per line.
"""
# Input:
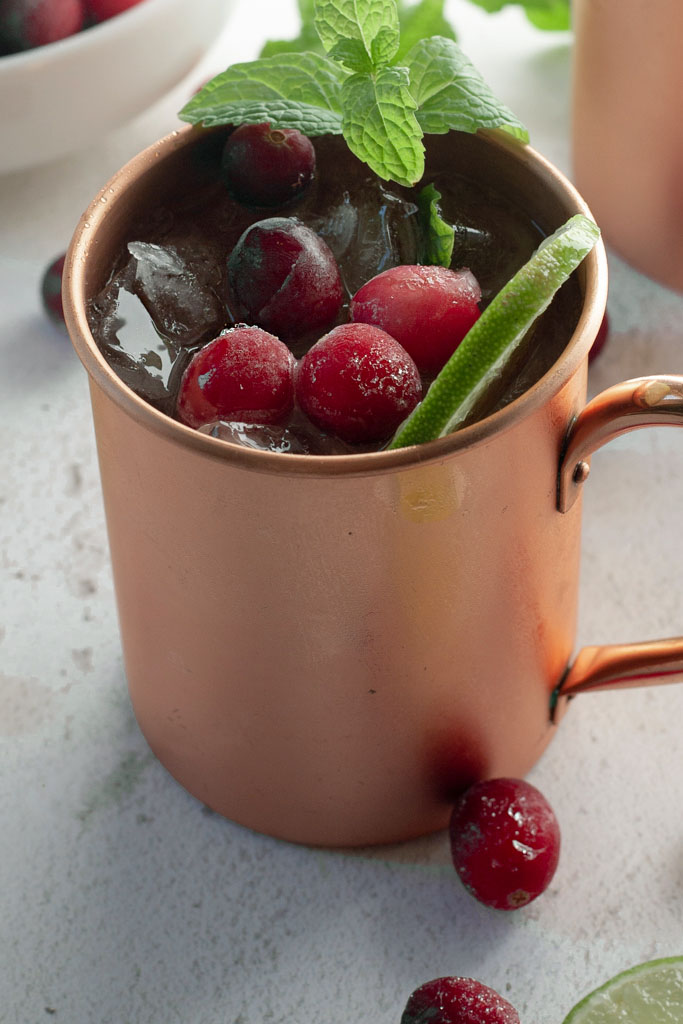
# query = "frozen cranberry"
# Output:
<box><xmin>85</xmin><ymin>0</ymin><xmax>143</xmax><ymax>21</ymax></box>
<box><xmin>221</xmin><ymin>123</ymin><xmax>316</xmax><ymax>207</ymax></box>
<box><xmin>227</xmin><ymin>217</ymin><xmax>343</xmax><ymax>341</ymax></box>
<box><xmin>401</xmin><ymin>977</ymin><xmax>521</xmax><ymax>1024</ymax></box>
<box><xmin>296</xmin><ymin>322</ymin><xmax>422</xmax><ymax>444</ymax></box>
<box><xmin>177</xmin><ymin>325</ymin><xmax>295</xmax><ymax>430</ymax></box>
<box><xmin>351</xmin><ymin>264</ymin><xmax>481</xmax><ymax>375</ymax></box>
<box><xmin>0</xmin><ymin>0</ymin><xmax>84</xmax><ymax>51</ymax></box>
<box><xmin>41</xmin><ymin>254</ymin><xmax>67</xmax><ymax>330</ymax></box>
<box><xmin>449</xmin><ymin>777</ymin><xmax>560</xmax><ymax>911</ymax></box>
<box><xmin>588</xmin><ymin>311</ymin><xmax>610</xmax><ymax>363</ymax></box>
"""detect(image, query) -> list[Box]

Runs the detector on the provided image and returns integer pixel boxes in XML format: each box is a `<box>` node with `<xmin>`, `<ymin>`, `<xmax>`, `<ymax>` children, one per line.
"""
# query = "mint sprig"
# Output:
<box><xmin>179</xmin><ymin>0</ymin><xmax>528</xmax><ymax>188</ymax></box>
<box><xmin>260</xmin><ymin>0</ymin><xmax>457</xmax><ymax>60</ymax></box>
<box><xmin>417</xmin><ymin>184</ymin><xmax>454</xmax><ymax>267</ymax></box>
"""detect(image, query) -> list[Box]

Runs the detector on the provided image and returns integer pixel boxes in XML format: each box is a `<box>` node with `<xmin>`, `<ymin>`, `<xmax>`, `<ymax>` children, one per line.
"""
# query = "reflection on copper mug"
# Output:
<box><xmin>63</xmin><ymin>126</ymin><xmax>683</xmax><ymax>847</ymax></box>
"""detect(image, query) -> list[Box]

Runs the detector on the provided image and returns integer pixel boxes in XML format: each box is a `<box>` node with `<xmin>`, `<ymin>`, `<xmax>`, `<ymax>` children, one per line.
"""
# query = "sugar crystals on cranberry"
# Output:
<box><xmin>177</xmin><ymin>325</ymin><xmax>296</xmax><ymax>429</ymax></box>
<box><xmin>351</xmin><ymin>264</ymin><xmax>481</xmax><ymax>375</ymax></box>
<box><xmin>296</xmin><ymin>322</ymin><xmax>422</xmax><ymax>444</ymax></box>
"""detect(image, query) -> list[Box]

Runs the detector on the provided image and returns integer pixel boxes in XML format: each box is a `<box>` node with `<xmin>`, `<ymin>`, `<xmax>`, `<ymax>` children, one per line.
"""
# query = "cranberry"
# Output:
<box><xmin>588</xmin><ymin>311</ymin><xmax>610</xmax><ymax>363</ymax></box>
<box><xmin>0</xmin><ymin>0</ymin><xmax>84</xmax><ymax>51</ymax></box>
<box><xmin>449</xmin><ymin>777</ymin><xmax>560</xmax><ymax>911</ymax></box>
<box><xmin>296</xmin><ymin>322</ymin><xmax>422</xmax><ymax>444</ymax></box>
<box><xmin>351</xmin><ymin>264</ymin><xmax>481</xmax><ymax>375</ymax></box>
<box><xmin>227</xmin><ymin>217</ymin><xmax>344</xmax><ymax>341</ymax></box>
<box><xmin>221</xmin><ymin>123</ymin><xmax>316</xmax><ymax>207</ymax></box>
<box><xmin>177</xmin><ymin>325</ymin><xmax>295</xmax><ymax>430</ymax></box>
<box><xmin>41</xmin><ymin>254</ymin><xmax>67</xmax><ymax>330</ymax></box>
<box><xmin>401</xmin><ymin>977</ymin><xmax>521</xmax><ymax>1024</ymax></box>
<box><xmin>85</xmin><ymin>0</ymin><xmax>142</xmax><ymax>21</ymax></box>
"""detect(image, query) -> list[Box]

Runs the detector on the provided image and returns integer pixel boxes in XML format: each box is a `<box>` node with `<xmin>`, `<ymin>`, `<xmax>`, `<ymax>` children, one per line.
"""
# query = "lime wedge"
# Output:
<box><xmin>562</xmin><ymin>957</ymin><xmax>683</xmax><ymax>1024</ymax></box>
<box><xmin>388</xmin><ymin>213</ymin><xmax>600</xmax><ymax>449</ymax></box>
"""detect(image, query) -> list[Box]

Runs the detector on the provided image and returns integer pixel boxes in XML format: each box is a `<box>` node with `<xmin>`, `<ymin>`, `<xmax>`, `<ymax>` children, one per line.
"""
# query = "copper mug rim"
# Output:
<box><xmin>63</xmin><ymin>124</ymin><xmax>609</xmax><ymax>479</ymax></box>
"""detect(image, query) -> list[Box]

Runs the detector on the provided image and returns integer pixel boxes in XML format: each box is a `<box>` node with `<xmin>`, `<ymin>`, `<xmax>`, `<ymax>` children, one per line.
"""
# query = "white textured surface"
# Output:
<box><xmin>2</xmin><ymin>2</ymin><xmax>683</xmax><ymax>1022</ymax></box>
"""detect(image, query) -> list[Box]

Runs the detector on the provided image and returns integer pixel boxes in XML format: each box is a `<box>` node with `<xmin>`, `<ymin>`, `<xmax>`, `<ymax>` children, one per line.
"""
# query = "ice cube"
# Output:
<box><xmin>198</xmin><ymin>412</ymin><xmax>361</xmax><ymax>456</ymax></box>
<box><xmin>127</xmin><ymin>240</ymin><xmax>225</xmax><ymax>347</ymax></box>
<box><xmin>313</xmin><ymin>185</ymin><xmax>420</xmax><ymax>297</ymax></box>
<box><xmin>198</xmin><ymin>421</ymin><xmax>311</xmax><ymax>454</ymax></box>
<box><xmin>315</xmin><ymin>193</ymin><xmax>359</xmax><ymax>261</ymax></box>
<box><xmin>88</xmin><ymin>260</ymin><xmax>188</xmax><ymax>412</ymax></box>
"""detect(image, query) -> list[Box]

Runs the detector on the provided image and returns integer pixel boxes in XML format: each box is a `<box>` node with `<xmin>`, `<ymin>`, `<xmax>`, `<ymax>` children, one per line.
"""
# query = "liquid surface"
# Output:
<box><xmin>88</xmin><ymin>132</ymin><xmax>581</xmax><ymax>453</ymax></box>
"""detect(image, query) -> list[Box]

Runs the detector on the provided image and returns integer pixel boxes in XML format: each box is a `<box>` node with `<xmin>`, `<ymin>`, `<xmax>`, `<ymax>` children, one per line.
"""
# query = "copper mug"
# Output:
<box><xmin>63</xmin><ymin>126</ymin><xmax>683</xmax><ymax>847</ymax></box>
<box><xmin>572</xmin><ymin>0</ymin><xmax>683</xmax><ymax>291</ymax></box>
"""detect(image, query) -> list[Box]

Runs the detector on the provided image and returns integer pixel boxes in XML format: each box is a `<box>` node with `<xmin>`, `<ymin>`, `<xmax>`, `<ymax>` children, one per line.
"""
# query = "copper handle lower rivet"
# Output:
<box><xmin>573</xmin><ymin>461</ymin><xmax>590</xmax><ymax>484</ymax></box>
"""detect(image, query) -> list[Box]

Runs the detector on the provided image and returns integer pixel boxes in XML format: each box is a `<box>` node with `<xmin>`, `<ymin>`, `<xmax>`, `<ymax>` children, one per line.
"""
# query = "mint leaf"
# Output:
<box><xmin>314</xmin><ymin>0</ymin><xmax>400</xmax><ymax>67</ymax></box>
<box><xmin>418</xmin><ymin>183</ymin><xmax>454</xmax><ymax>267</ymax></box>
<box><xmin>179</xmin><ymin>52</ymin><xmax>346</xmax><ymax>135</ymax></box>
<box><xmin>406</xmin><ymin>36</ymin><xmax>528</xmax><ymax>141</ymax></box>
<box><xmin>395</xmin><ymin>0</ymin><xmax>457</xmax><ymax>62</ymax></box>
<box><xmin>328</xmin><ymin>37</ymin><xmax>376</xmax><ymax>72</ymax></box>
<box><xmin>465</xmin><ymin>0</ymin><xmax>570</xmax><ymax>31</ymax></box>
<box><xmin>341</xmin><ymin>66</ymin><xmax>424</xmax><ymax>185</ymax></box>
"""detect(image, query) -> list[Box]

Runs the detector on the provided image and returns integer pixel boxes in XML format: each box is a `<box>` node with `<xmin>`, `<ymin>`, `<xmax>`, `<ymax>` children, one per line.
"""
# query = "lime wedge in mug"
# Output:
<box><xmin>562</xmin><ymin>957</ymin><xmax>683</xmax><ymax>1024</ymax></box>
<box><xmin>389</xmin><ymin>213</ymin><xmax>600</xmax><ymax>449</ymax></box>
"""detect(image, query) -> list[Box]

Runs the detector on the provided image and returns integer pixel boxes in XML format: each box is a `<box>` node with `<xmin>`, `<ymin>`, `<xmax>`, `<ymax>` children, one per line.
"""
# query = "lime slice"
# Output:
<box><xmin>388</xmin><ymin>213</ymin><xmax>600</xmax><ymax>449</ymax></box>
<box><xmin>562</xmin><ymin>957</ymin><xmax>683</xmax><ymax>1024</ymax></box>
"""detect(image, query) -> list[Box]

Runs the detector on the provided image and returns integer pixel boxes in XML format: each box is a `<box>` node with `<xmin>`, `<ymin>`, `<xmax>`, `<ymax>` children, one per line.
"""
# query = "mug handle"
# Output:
<box><xmin>552</xmin><ymin>375</ymin><xmax>683</xmax><ymax>721</ymax></box>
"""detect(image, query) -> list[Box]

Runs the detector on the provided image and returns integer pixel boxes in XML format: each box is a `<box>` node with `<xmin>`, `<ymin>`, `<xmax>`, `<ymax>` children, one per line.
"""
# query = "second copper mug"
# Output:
<box><xmin>63</xmin><ymin>127</ymin><xmax>683</xmax><ymax>847</ymax></box>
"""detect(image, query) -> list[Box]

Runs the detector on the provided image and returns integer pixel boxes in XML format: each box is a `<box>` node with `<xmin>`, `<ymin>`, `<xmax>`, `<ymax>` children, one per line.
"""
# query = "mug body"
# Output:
<box><xmin>572</xmin><ymin>0</ymin><xmax>683</xmax><ymax>291</ymax></box>
<box><xmin>65</xmin><ymin>127</ymin><xmax>606</xmax><ymax>846</ymax></box>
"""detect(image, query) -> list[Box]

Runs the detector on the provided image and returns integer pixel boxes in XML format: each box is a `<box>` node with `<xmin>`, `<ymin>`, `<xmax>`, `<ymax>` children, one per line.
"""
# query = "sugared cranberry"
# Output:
<box><xmin>227</xmin><ymin>217</ymin><xmax>344</xmax><ymax>341</ymax></box>
<box><xmin>401</xmin><ymin>977</ymin><xmax>521</xmax><ymax>1024</ymax></box>
<box><xmin>85</xmin><ymin>0</ymin><xmax>143</xmax><ymax>21</ymax></box>
<box><xmin>41</xmin><ymin>253</ymin><xmax>67</xmax><ymax>330</ymax></box>
<box><xmin>0</xmin><ymin>0</ymin><xmax>84</xmax><ymax>51</ymax></box>
<box><xmin>449</xmin><ymin>777</ymin><xmax>560</xmax><ymax>911</ymax></box>
<box><xmin>296</xmin><ymin>322</ymin><xmax>422</xmax><ymax>444</ymax></box>
<box><xmin>588</xmin><ymin>311</ymin><xmax>610</xmax><ymax>363</ymax></box>
<box><xmin>221</xmin><ymin>123</ymin><xmax>316</xmax><ymax>207</ymax></box>
<box><xmin>351</xmin><ymin>264</ymin><xmax>481</xmax><ymax>375</ymax></box>
<box><xmin>177</xmin><ymin>325</ymin><xmax>295</xmax><ymax>430</ymax></box>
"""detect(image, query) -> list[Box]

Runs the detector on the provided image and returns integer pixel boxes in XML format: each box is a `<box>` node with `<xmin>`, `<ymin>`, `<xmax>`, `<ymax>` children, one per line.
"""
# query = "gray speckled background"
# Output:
<box><xmin>2</xmin><ymin>3</ymin><xmax>683</xmax><ymax>1022</ymax></box>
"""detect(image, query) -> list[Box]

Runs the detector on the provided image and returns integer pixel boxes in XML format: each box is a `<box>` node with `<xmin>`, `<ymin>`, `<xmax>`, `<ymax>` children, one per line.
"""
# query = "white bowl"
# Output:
<box><xmin>0</xmin><ymin>0</ymin><xmax>235</xmax><ymax>174</ymax></box>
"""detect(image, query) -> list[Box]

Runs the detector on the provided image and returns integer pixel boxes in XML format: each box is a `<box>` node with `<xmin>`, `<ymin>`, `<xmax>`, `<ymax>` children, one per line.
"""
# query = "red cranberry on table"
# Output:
<box><xmin>41</xmin><ymin>254</ymin><xmax>67</xmax><ymax>330</ymax></box>
<box><xmin>351</xmin><ymin>264</ymin><xmax>481</xmax><ymax>375</ymax></box>
<box><xmin>85</xmin><ymin>0</ymin><xmax>144</xmax><ymax>21</ymax></box>
<box><xmin>296</xmin><ymin>322</ymin><xmax>422</xmax><ymax>444</ymax></box>
<box><xmin>222</xmin><ymin>123</ymin><xmax>316</xmax><ymax>207</ymax></box>
<box><xmin>449</xmin><ymin>777</ymin><xmax>560</xmax><ymax>911</ymax></box>
<box><xmin>0</xmin><ymin>0</ymin><xmax>84</xmax><ymax>51</ymax></box>
<box><xmin>401</xmin><ymin>977</ymin><xmax>521</xmax><ymax>1024</ymax></box>
<box><xmin>227</xmin><ymin>217</ymin><xmax>344</xmax><ymax>341</ymax></box>
<box><xmin>177</xmin><ymin>325</ymin><xmax>296</xmax><ymax>430</ymax></box>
